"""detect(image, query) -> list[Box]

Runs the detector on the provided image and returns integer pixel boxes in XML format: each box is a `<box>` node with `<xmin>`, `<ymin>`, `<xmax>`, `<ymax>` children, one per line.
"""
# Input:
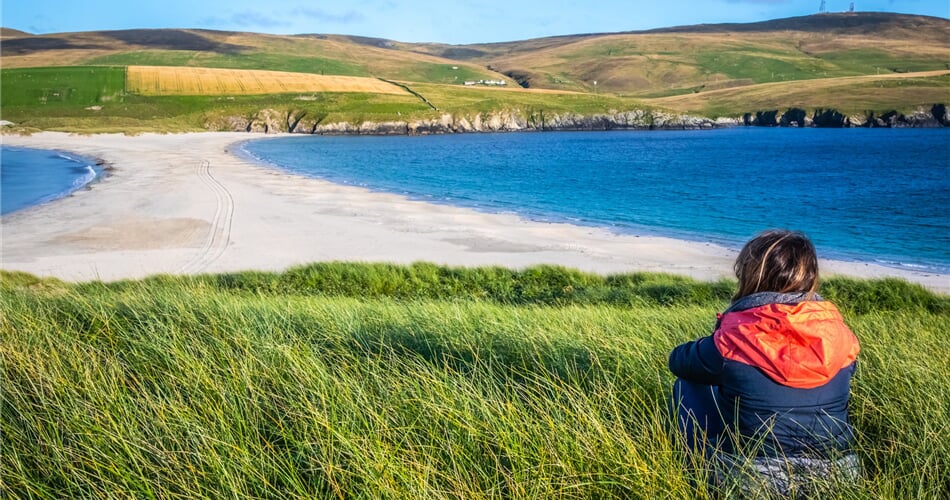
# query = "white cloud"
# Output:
<box><xmin>293</xmin><ymin>8</ymin><xmax>366</xmax><ymax>24</ymax></box>
<box><xmin>230</xmin><ymin>11</ymin><xmax>291</xmax><ymax>28</ymax></box>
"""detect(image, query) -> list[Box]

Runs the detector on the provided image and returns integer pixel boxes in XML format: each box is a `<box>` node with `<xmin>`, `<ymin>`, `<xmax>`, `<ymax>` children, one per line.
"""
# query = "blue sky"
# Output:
<box><xmin>3</xmin><ymin>0</ymin><xmax>947</xmax><ymax>44</ymax></box>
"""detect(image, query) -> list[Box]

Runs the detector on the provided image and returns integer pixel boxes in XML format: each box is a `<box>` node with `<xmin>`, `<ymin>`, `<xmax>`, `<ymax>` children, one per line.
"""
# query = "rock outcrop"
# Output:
<box><xmin>208</xmin><ymin>109</ymin><xmax>729</xmax><ymax>135</ymax></box>
<box><xmin>812</xmin><ymin>108</ymin><xmax>851</xmax><ymax>128</ymax></box>
<box><xmin>207</xmin><ymin>104</ymin><xmax>946</xmax><ymax>135</ymax></box>
<box><xmin>739</xmin><ymin>105</ymin><xmax>948</xmax><ymax>128</ymax></box>
<box><xmin>779</xmin><ymin>108</ymin><xmax>808</xmax><ymax>127</ymax></box>
<box><xmin>861</xmin><ymin>105</ymin><xmax>949</xmax><ymax>128</ymax></box>
<box><xmin>932</xmin><ymin>104</ymin><xmax>950</xmax><ymax>126</ymax></box>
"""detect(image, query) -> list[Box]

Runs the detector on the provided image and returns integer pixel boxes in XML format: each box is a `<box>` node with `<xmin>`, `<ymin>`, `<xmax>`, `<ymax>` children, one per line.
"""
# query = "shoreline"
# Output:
<box><xmin>0</xmin><ymin>145</ymin><xmax>107</xmax><ymax>216</ymax></box>
<box><xmin>1</xmin><ymin>131</ymin><xmax>947</xmax><ymax>294</ymax></box>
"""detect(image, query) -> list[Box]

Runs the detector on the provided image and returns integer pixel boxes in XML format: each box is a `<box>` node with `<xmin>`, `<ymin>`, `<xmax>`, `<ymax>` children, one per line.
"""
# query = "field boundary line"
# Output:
<box><xmin>379</xmin><ymin>78</ymin><xmax>438</xmax><ymax>110</ymax></box>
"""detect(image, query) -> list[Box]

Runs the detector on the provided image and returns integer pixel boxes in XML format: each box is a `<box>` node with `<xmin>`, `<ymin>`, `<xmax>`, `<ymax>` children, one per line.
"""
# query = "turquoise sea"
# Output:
<box><xmin>240</xmin><ymin>128</ymin><xmax>950</xmax><ymax>274</ymax></box>
<box><xmin>0</xmin><ymin>146</ymin><xmax>102</xmax><ymax>215</ymax></box>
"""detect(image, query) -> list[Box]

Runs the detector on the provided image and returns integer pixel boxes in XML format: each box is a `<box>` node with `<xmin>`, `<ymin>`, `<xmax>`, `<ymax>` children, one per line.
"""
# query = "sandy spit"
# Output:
<box><xmin>2</xmin><ymin>132</ymin><xmax>947</xmax><ymax>294</ymax></box>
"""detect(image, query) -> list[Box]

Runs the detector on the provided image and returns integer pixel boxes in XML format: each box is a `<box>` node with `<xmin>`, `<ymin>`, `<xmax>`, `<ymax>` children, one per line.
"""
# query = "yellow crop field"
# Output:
<box><xmin>126</xmin><ymin>66</ymin><xmax>408</xmax><ymax>96</ymax></box>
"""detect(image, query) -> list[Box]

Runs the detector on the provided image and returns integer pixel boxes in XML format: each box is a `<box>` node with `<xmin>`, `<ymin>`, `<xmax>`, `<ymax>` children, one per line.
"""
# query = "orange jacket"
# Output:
<box><xmin>714</xmin><ymin>301</ymin><xmax>860</xmax><ymax>389</ymax></box>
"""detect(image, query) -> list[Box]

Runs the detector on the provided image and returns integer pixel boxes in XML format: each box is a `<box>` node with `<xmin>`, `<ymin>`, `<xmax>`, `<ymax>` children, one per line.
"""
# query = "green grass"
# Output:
<box><xmin>694</xmin><ymin>49</ymin><xmax>834</xmax><ymax>83</ymax></box>
<box><xmin>197</xmin><ymin>52</ymin><xmax>369</xmax><ymax>77</ymax></box>
<box><xmin>0</xmin><ymin>66</ymin><xmax>653</xmax><ymax>133</ymax></box>
<box><xmin>399</xmin><ymin>63</ymin><xmax>490</xmax><ymax>85</ymax></box>
<box><xmin>2</xmin><ymin>54</ymin><xmax>946</xmax><ymax>134</ymax></box>
<box><xmin>0</xmin><ymin>66</ymin><xmax>432</xmax><ymax>133</ymax></box>
<box><xmin>411</xmin><ymin>83</ymin><xmax>644</xmax><ymax>116</ymax></box>
<box><xmin>2</xmin><ymin>264</ymin><xmax>948</xmax><ymax>498</ymax></box>
<box><xmin>651</xmin><ymin>73</ymin><xmax>950</xmax><ymax>119</ymax></box>
<box><xmin>0</xmin><ymin>66</ymin><xmax>127</xmax><ymax>107</ymax></box>
<box><xmin>3</xmin><ymin>15</ymin><xmax>948</xmax><ymax>125</ymax></box>
<box><xmin>688</xmin><ymin>40</ymin><xmax>950</xmax><ymax>101</ymax></box>
<box><xmin>817</xmin><ymin>49</ymin><xmax>950</xmax><ymax>75</ymax></box>
<box><xmin>83</xmin><ymin>50</ymin><xmax>199</xmax><ymax>67</ymax></box>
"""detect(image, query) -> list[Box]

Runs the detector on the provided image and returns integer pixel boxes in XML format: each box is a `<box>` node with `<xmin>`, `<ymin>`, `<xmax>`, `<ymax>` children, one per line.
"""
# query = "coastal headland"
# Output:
<box><xmin>2</xmin><ymin>131</ymin><xmax>947</xmax><ymax>293</ymax></box>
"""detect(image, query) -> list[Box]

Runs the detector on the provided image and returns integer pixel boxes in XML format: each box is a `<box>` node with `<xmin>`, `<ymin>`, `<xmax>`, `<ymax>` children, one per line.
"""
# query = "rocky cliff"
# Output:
<box><xmin>207</xmin><ymin>109</ymin><xmax>737</xmax><ymax>135</ymax></box>
<box><xmin>208</xmin><ymin>104</ymin><xmax>947</xmax><ymax>135</ymax></box>
<box><xmin>743</xmin><ymin>104</ymin><xmax>949</xmax><ymax>128</ymax></box>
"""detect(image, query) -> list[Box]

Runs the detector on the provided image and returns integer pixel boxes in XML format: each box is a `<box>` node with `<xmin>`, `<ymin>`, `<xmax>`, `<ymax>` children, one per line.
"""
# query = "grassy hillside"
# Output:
<box><xmin>8</xmin><ymin>14</ymin><xmax>944</xmax><ymax>97</ymax></box>
<box><xmin>2</xmin><ymin>264</ymin><xmax>948</xmax><ymax>498</ymax></box>
<box><xmin>1</xmin><ymin>13</ymin><xmax>948</xmax><ymax>131</ymax></box>
<box><xmin>417</xmin><ymin>13</ymin><xmax>950</xmax><ymax>95</ymax></box>
<box><xmin>651</xmin><ymin>70</ymin><xmax>950</xmax><ymax>117</ymax></box>
<box><xmin>0</xmin><ymin>66</ymin><xmax>640</xmax><ymax>133</ymax></box>
<box><xmin>0</xmin><ymin>29</ymin><xmax>507</xmax><ymax>84</ymax></box>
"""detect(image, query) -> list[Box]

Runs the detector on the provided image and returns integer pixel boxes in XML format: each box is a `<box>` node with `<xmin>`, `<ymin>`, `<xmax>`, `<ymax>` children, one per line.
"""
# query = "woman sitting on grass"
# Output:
<box><xmin>669</xmin><ymin>229</ymin><xmax>861</xmax><ymax>496</ymax></box>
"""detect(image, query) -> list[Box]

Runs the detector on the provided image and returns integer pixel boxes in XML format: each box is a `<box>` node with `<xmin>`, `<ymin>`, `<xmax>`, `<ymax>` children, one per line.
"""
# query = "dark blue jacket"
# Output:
<box><xmin>669</xmin><ymin>292</ymin><xmax>860</xmax><ymax>458</ymax></box>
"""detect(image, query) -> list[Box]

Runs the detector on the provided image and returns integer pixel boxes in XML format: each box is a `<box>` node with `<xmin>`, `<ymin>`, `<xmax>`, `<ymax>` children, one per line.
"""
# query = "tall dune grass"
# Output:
<box><xmin>2</xmin><ymin>264</ymin><xmax>947</xmax><ymax>498</ymax></box>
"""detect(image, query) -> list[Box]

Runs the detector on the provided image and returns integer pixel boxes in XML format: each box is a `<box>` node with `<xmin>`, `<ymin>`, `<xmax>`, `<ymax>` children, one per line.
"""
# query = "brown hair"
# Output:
<box><xmin>733</xmin><ymin>229</ymin><xmax>820</xmax><ymax>301</ymax></box>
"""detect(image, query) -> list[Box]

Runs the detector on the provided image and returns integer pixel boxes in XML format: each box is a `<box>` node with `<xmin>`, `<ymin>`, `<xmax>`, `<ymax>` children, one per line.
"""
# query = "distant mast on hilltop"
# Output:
<box><xmin>818</xmin><ymin>0</ymin><xmax>854</xmax><ymax>14</ymax></box>
<box><xmin>819</xmin><ymin>1</ymin><xmax>857</xmax><ymax>14</ymax></box>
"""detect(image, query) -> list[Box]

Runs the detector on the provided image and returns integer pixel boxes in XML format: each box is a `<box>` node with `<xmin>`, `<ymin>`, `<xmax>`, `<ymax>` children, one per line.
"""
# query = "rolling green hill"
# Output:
<box><xmin>412</xmin><ymin>13</ymin><xmax>950</xmax><ymax>95</ymax></box>
<box><xmin>1</xmin><ymin>12</ymin><xmax>948</xmax><ymax>132</ymax></box>
<box><xmin>0</xmin><ymin>29</ymin><xmax>507</xmax><ymax>84</ymax></box>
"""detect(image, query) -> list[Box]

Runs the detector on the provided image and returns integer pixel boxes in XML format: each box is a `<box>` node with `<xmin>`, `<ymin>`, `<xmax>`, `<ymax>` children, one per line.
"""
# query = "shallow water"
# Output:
<box><xmin>241</xmin><ymin>128</ymin><xmax>950</xmax><ymax>273</ymax></box>
<box><xmin>1</xmin><ymin>146</ymin><xmax>102</xmax><ymax>215</ymax></box>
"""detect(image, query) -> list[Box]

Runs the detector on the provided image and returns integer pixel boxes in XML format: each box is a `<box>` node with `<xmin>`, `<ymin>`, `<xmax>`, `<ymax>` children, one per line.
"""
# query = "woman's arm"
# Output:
<box><xmin>668</xmin><ymin>336</ymin><xmax>724</xmax><ymax>384</ymax></box>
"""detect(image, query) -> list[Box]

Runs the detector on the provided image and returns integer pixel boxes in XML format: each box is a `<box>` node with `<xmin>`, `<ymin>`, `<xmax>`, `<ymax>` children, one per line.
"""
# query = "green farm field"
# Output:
<box><xmin>0</xmin><ymin>66</ymin><xmax>433</xmax><ymax>133</ymax></box>
<box><xmin>0</xmin><ymin>66</ymin><xmax>126</xmax><ymax>107</ymax></box>
<box><xmin>2</xmin><ymin>264</ymin><xmax>948</xmax><ymax>498</ymax></box>
<box><xmin>0</xmin><ymin>66</ymin><xmax>635</xmax><ymax>133</ymax></box>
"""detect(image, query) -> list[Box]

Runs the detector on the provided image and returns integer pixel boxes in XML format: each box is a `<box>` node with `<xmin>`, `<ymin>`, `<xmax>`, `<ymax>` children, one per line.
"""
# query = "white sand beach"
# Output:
<box><xmin>2</xmin><ymin>131</ymin><xmax>948</xmax><ymax>293</ymax></box>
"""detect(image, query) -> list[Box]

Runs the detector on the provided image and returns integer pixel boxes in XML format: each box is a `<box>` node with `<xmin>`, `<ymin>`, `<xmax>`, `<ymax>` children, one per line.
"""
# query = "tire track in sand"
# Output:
<box><xmin>179</xmin><ymin>160</ymin><xmax>234</xmax><ymax>274</ymax></box>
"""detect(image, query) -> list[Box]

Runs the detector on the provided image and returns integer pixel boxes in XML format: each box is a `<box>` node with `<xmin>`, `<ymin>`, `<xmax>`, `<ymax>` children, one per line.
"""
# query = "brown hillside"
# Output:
<box><xmin>1</xmin><ymin>13</ymin><xmax>946</xmax><ymax>105</ymax></box>
<box><xmin>0</xmin><ymin>27</ymin><xmax>31</xmax><ymax>38</ymax></box>
<box><xmin>410</xmin><ymin>13</ymin><xmax>950</xmax><ymax>94</ymax></box>
<box><xmin>0</xmin><ymin>28</ymin><xmax>509</xmax><ymax>85</ymax></box>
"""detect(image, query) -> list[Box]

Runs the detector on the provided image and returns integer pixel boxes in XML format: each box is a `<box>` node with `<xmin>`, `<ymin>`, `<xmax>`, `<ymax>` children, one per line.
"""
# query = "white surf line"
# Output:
<box><xmin>179</xmin><ymin>159</ymin><xmax>234</xmax><ymax>275</ymax></box>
